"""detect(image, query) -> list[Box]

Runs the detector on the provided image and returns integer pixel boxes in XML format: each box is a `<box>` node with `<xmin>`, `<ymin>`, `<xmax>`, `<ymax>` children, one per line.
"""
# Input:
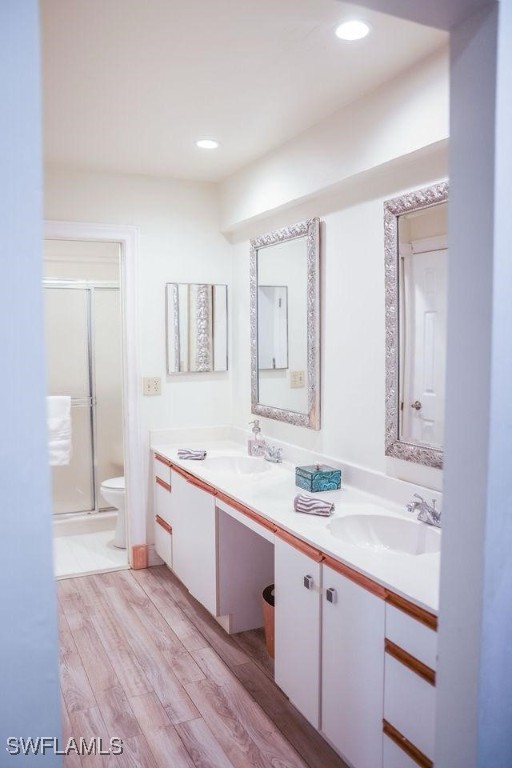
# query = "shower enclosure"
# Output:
<box><xmin>44</xmin><ymin>280</ymin><xmax>123</xmax><ymax>515</ymax></box>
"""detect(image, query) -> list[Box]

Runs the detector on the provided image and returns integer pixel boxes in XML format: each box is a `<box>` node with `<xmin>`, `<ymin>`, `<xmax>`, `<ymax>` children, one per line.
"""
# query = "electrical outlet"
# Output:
<box><xmin>143</xmin><ymin>377</ymin><xmax>161</xmax><ymax>396</ymax></box>
<box><xmin>290</xmin><ymin>370</ymin><xmax>305</xmax><ymax>389</ymax></box>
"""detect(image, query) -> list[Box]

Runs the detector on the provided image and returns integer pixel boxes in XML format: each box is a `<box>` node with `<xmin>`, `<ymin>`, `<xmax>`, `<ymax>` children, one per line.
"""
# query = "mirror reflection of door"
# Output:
<box><xmin>398</xmin><ymin>198</ymin><xmax>448</xmax><ymax>451</ymax></box>
<box><xmin>401</xmin><ymin>244</ymin><xmax>447</xmax><ymax>449</ymax></box>
<box><xmin>258</xmin><ymin>286</ymin><xmax>288</xmax><ymax>370</ymax></box>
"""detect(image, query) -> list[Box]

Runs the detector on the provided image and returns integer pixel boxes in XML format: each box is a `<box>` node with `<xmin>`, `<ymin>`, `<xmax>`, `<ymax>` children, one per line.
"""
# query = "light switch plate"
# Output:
<box><xmin>290</xmin><ymin>370</ymin><xmax>305</xmax><ymax>389</ymax></box>
<box><xmin>143</xmin><ymin>377</ymin><xmax>161</xmax><ymax>395</ymax></box>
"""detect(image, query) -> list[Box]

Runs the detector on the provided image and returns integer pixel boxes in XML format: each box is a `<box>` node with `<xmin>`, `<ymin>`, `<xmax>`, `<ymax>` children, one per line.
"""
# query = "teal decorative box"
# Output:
<box><xmin>295</xmin><ymin>463</ymin><xmax>341</xmax><ymax>493</ymax></box>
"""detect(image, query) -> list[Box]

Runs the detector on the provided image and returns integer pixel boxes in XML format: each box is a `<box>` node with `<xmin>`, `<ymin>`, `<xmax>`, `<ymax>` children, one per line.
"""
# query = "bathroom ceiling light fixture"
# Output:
<box><xmin>335</xmin><ymin>20</ymin><xmax>370</xmax><ymax>41</ymax></box>
<box><xmin>196</xmin><ymin>138</ymin><xmax>220</xmax><ymax>150</ymax></box>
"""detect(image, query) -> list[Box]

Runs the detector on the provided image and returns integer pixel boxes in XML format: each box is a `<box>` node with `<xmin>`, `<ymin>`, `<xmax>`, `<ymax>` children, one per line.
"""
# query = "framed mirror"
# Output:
<box><xmin>166</xmin><ymin>283</ymin><xmax>228</xmax><ymax>374</ymax></box>
<box><xmin>384</xmin><ymin>181</ymin><xmax>448</xmax><ymax>468</ymax></box>
<box><xmin>250</xmin><ymin>218</ymin><xmax>320</xmax><ymax>429</ymax></box>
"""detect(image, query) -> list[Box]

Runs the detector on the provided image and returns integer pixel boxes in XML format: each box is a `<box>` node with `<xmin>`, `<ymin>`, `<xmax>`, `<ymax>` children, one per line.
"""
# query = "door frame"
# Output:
<box><xmin>44</xmin><ymin>220</ymin><xmax>145</xmax><ymax>566</ymax></box>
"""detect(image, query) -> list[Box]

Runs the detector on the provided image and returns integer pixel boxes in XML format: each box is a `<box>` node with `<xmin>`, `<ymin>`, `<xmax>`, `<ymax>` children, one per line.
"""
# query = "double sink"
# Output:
<box><xmin>199</xmin><ymin>454</ymin><xmax>441</xmax><ymax>558</ymax></box>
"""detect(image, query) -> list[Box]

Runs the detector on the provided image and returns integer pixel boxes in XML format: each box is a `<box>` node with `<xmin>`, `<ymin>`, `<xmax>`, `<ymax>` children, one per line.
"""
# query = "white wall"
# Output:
<box><xmin>0</xmin><ymin>0</ymin><xmax>61</xmax><ymax>758</ymax></box>
<box><xmin>221</xmin><ymin>46</ymin><xmax>449</xmax><ymax>490</ymax></box>
<box><xmin>230</xmin><ymin>143</ymin><xmax>448</xmax><ymax>491</ymax></box>
<box><xmin>45</xmin><ymin>168</ymin><xmax>233</xmax><ymax>532</ymax></box>
<box><xmin>221</xmin><ymin>48</ymin><xmax>449</xmax><ymax>231</ymax></box>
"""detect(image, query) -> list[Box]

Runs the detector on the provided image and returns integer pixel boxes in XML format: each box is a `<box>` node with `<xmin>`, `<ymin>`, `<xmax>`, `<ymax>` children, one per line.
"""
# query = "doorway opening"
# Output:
<box><xmin>43</xmin><ymin>222</ymin><xmax>145</xmax><ymax>578</ymax></box>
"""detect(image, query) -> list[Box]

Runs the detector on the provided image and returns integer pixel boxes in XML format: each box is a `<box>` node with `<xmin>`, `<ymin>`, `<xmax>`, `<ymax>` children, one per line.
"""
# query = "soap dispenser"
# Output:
<box><xmin>248</xmin><ymin>420</ymin><xmax>266</xmax><ymax>457</ymax></box>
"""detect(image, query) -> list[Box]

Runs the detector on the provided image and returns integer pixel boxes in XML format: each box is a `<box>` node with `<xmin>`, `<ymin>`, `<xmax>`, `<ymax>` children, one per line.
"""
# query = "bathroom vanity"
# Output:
<box><xmin>152</xmin><ymin>445</ymin><xmax>439</xmax><ymax>768</ymax></box>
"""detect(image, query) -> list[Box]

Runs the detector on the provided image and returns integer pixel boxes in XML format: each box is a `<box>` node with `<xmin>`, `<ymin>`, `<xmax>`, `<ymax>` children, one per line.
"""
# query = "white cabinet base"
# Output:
<box><xmin>321</xmin><ymin>565</ymin><xmax>385</xmax><ymax>768</ymax></box>
<box><xmin>274</xmin><ymin>537</ymin><xmax>321</xmax><ymax>729</ymax></box>
<box><xmin>384</xmin><ymin>654</ymin><xmax>436</xmax><ymax>762</ymax></box>
<box><xmin>154</xmin><ymin>518</ymin><xmax>172</xmax><ymax>568</ymax></box>
<box><xmin>170</xmin><ymin>470</ymin><xmax>218</xmax><ymax>616</ymax></box>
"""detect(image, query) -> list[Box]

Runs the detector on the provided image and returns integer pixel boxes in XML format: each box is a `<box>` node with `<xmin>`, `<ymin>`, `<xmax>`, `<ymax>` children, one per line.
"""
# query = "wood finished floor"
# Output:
<box><xmin>58</xmin><ymin>565</ymin><xmax>349</xmax><ymax>768</ymax></box>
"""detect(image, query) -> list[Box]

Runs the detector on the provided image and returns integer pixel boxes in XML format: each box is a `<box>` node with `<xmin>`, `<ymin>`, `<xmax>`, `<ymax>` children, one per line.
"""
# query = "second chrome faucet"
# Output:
<box><xmin>406</xmin><ymin>493</ymin><xmax>441</xmax><ymax>528</ymax></box>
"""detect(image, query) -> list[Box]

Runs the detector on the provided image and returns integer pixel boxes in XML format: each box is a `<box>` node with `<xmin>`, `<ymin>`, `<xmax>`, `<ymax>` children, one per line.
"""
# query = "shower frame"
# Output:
<box><xmin>44</xmin><ymin>279</ymin><xmax>120</xmax><ymax>515</ymax></box>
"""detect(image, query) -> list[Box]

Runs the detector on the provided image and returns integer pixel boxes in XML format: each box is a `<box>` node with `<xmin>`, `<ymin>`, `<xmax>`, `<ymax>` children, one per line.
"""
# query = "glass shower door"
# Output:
<box><xmin>44</xmin><ymin>286</ymin><xmax>95</xmax><ymax>514</ymax></box>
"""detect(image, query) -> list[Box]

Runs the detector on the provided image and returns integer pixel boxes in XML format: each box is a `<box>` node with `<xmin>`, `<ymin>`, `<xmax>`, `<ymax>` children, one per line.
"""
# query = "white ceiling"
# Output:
<box><xmin>41</xmin><ymin>0</ymin><xmax>447</xmax><ymax>182</ymax></box>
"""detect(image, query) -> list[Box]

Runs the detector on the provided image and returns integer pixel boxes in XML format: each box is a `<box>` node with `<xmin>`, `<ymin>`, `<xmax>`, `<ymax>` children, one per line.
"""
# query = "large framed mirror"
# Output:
<box><xmin>250</xmin><ymin>218</ymin><xmax>320</xmax><ymax>429</ymax></box>
<box><xmin>166</xmin><ymin>283</ymin><xmax>228</xmax><ymax>374</ymax></box>
<box><xmin>384</xmin><ymin>181</ymin><xmax>448</xmax><ymax>468</ymax></box>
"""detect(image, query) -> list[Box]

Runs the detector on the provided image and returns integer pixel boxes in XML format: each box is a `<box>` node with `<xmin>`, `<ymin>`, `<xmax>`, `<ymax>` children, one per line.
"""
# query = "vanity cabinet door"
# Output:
<box><xmin>153</xmin><ymin>459</ymin><xmax>173</xmax><ymax>567</ymax></box>
<box><xmin>154</xmin><ymin>474</ymin><xmax>173</xmax><ymax>526</ymax></box>
<box><xmin>321</xmin><ymin>564</ymin><xmax>385</xmax><ymax>768</ymax></box>
<box><xmin>154</xmin><ymin>513</ymin><xmax>172</xmax><ymax>568</ymax></box>
<box><xmin>274</xmin><ymin>537</ymin><xmax>322</xmax><ymax>728</ymax></box>
<box><xmin>170</xmin><ymin>469</ymin><xmax>218</xmax><ymax>616</ymax></box>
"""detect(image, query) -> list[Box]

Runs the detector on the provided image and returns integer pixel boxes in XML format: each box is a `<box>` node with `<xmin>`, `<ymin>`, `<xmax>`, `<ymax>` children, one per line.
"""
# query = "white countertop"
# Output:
<box><xmin>152</xmin><ymin>441</ymin><xmax>440</xmax><ymax>614</ymax></box>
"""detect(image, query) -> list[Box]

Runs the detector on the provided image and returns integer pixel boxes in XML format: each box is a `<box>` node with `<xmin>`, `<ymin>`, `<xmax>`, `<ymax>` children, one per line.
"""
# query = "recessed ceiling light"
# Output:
<box><xmin>335</xmin><ymin>20</ymin><xmax>370</xmax><ymax>41</ymax></box>
<box><xmin>196</xmin><ymin>139</ymin><xmax>219</xmax><ymax>150</ymax></box>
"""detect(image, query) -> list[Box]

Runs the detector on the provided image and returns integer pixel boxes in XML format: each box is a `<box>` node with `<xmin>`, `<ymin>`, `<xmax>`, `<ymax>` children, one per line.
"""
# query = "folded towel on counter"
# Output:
<box><xmin>294</xmin><ymin>493</ymin><xmax>335</xmax><ymax>517</ymax></box>
<box><xmin>177</xmin><ymin>449</ymin><xmax>207</xmax><ymax>460</ymax></box>
<box><xmin>47</xmin><ymin>396</ymin><xmax>72</xmax><ymax>466</ymax></box>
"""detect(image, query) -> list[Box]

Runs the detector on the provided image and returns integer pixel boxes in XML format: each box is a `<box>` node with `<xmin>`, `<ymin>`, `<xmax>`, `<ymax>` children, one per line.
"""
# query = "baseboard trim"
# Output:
<box><xmin>131</xmin><ymin>544</ymin><xmax>148</xmax><ymax>569</ymax></box>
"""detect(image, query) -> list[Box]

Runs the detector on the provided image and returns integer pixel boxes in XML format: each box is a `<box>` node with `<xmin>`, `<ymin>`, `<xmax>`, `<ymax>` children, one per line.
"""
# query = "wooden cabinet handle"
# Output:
<box><xmin>385</xmin><ymin>639</ymin><xmax>436</xmax><ymax>686</ymax></box>
<box><xmin>171</xmin><ymin>463</ymin><xmax>216</xmax><ymax>495</ymax></box>
<box><xmin>323</xmin><ymin>555</ymin><xmax>386</xmax><ymax>598</ymax></box>
<box><xmin>386</xmin><ymin>591</ymin><xmax>437</xmax><ymax>631</ymax></box>
<box><xmin>186</xmin><ymin>473</ymin><xmax>217</xmax><ymax>495</ymax></box>
<box><xmin>216</xmin><ymin>491</ymin><xmax>277</xmax><ymax>533</ymax></box>
<box><xmin>275</xmin><ymin>529</ymin><xmax>323</xmax><ymax>562</ymax></box>
<box><xmin>170</xmin><ymin>463</ymin><xmax>190</xmax><ymax>480</ymax></box>
<box><xmin>154</xmin><ymin>453</ymin><xmax>172</xmax><ymax>467</ymax></box>
<box><xmin>155</xmin><ymin>515</ymin><xmax>172</xmax><ymax>534</ymax></box>
<box><xmin>155</xmin><ymin>476</ymin><xmax>171</xmax><ymax>493</ymax></box>
<box><xmin>383</xmin><ymin>720</ymin><xmax>433</xmax><ymax>768</ymax></box>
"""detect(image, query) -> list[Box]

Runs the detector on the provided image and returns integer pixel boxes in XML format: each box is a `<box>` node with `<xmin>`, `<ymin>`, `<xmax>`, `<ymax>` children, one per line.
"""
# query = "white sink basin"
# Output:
<box><xmin>327</xmin><ymin>514</ymin><xmax>441</xmax><ymax>556</ymax></box>
<box><xmin>204</xmin><ymin>455</ymin><xmax>271</xmax><ymax>476</ymax></box>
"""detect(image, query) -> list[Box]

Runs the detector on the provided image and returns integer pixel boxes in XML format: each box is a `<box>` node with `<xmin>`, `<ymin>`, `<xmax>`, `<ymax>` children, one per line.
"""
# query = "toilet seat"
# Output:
<box><xmin>101</xmin><ymin>476</ymin><xmax>125</xmax><ymax>490</ymax></box>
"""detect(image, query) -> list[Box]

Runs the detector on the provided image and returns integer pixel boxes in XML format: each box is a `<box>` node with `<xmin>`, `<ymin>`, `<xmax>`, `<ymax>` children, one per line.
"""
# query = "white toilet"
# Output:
<box><xmin>100</xmin><ymin>476</ymin><xmax>126</xmax><ymax>549</ymax></box>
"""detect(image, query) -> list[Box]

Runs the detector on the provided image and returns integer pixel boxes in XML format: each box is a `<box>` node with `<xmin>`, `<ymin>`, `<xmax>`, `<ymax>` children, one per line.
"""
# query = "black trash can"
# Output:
<box><xmin>261</xmin><ymin>584</ymin><xmax>275</xmax><ymax>658</ymax></box>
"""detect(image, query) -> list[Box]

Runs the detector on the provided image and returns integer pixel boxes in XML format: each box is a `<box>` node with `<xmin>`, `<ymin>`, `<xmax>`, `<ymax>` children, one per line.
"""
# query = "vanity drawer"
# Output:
<box><xmin>154</xmin><ymin>453</ymin><xmax>172</xmax><ymax>485</ymax></box>
<box><xmin>386</xmin><ymin>603</ymin><xmax>437</xmax><ymax>670</ymax></box>
<box><xmin>383</xmin><ymin>732</ymin><xmax>432</xmax><ymax>768</ymax></box>
<box><xmin>154</xmin><ymin>514</ymin><xmax>172</xmax><ymax>568</ymax></box>
<box><xmin>384</xmin><ymin>654</ymin><xmax>436</xmax><ymax>762</ymax></box>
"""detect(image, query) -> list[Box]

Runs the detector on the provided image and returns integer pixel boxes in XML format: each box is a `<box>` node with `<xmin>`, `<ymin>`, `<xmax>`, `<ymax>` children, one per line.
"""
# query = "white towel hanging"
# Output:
<box><xmin>47</xmin><ymin>396</ymin><xmax>72</xmax><ymax>466</ymax></box>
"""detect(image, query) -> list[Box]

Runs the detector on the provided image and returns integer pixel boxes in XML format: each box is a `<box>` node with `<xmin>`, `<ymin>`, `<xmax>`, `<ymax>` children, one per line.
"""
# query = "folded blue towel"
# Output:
<box><xmin>294</xmin><ymin>493</ymin><xmax>335</xmax><ymax>517</ymax></box>
<box><xmin>178</xmin><ymin>449</ymin><xmax>207</xmax><ymax>460</ymax></box>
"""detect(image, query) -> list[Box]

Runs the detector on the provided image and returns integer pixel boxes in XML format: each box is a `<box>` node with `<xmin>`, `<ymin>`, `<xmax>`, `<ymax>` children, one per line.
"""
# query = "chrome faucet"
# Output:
<box><xmin>264</xmin><ymin>444</ymin><xmax>283</xmax><ymax>463</ymax></box>
<box><xmin>406</xmin><ymin>493</ymin><xmax>441</xmax><ymax>528</ymax></box>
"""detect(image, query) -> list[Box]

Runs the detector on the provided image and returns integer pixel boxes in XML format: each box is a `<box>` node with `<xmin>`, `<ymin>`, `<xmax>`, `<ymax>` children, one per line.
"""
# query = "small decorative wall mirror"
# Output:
<box><xmin>166</xmin><ymin>283</ymin><xmax>228</xmax><ymax>374</ymax></box>
<box><xmin>384</xmin><ymin>182</ymin><xmax>448</xmax><ymax>468</ymax></box>
<box><xmin>250</xmin><ymin>218</ymin><xmax>320</xmax><ymax>429</ymax></box>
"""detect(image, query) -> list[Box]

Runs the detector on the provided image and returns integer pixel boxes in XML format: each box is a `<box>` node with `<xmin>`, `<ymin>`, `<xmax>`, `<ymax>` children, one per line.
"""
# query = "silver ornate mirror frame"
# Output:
<box><xmin>384</xmin><ymin>181</ymin><xmax>448</xmax><ymax>469</ymax></box>
<box><xmin>250</xmin><ymin>217</ymin><xmax>320</xmax><ymax>429</ymax></box>
<box><xmin>165</xmin><ymin>282</ymin><xmax>228</xmax><ymax>375</ymax></box>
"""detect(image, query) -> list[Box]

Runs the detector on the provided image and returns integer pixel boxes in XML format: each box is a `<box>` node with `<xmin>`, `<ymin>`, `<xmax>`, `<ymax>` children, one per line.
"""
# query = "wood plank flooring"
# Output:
<box><xmin>58</xmin><ymin>565</ymin><xmax>348</xmax><ymax>768</ymax></box>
